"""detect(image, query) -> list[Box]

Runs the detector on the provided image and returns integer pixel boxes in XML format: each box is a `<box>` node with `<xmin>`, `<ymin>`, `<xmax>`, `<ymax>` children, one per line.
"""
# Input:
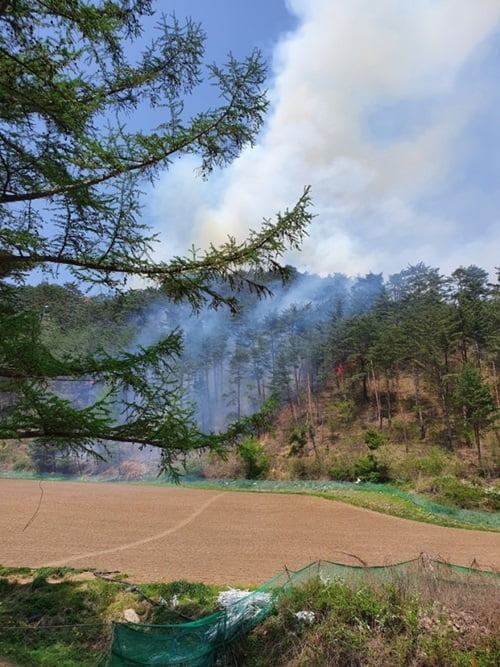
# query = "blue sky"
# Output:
<box><xmin>147</xmin><ymin>1</ymin><xmax>500</xmax><ymax>281</ymax></box>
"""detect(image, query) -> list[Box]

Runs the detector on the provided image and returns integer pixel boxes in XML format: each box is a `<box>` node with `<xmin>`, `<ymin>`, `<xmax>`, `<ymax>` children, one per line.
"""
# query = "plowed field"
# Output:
<box><xmin>1</xmin><ymin>479</ymin><xmax>498</xmax><ymax>585</ymax></box>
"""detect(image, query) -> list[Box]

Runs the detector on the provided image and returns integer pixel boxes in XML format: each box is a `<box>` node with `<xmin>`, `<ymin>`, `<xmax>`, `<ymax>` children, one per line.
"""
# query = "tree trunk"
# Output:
<box><xmin>385</xmin><ymin>376</ymin><xmax>392</xmax><ymax>427</ymax></box>
<box><xmin>473</xmin><ymin>423</ymin><xmax>482</xmax><ymax>466</ymax></box>
<box><xmin>413</xmin><ymin>367</ymin><xmax>426</xmax><ymax>439</ymax></box>
<box><xmin>437</xmin><ymin>374</ymin><xmax>453</xmax><ymax>450</ymax></box>
<box><xmin>360</xmin><ymin>357</ymin><xmax>369</xmax><ymax>402</ymax></box>
<box><xmin>492</xmin><ymin>361</ymin><xmax>500</xmax><ymax>408</ymax></box>
<box><xmin>370</xmin><ymin>360</ymin><xmax>382</xmax><ymax>428</ymax></box>
<box><xmin>395</xmin><ymin>372</ymin><xmax>409</xmax><ymax>452</ymax></box>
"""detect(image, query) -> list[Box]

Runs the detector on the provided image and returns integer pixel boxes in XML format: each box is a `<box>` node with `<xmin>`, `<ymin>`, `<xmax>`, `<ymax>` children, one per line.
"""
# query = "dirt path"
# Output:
<box><xmin>1</xmin><ymin>479</ymin><xmax>498</xmax><ymax>585</ymax></box>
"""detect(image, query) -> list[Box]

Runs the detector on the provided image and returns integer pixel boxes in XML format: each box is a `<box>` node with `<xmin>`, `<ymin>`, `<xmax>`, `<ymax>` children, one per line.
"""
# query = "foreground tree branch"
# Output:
<box><xmin>0</xmin><ymin>1</ymin><xmax>312</xmax><ymax>476</ymax></box>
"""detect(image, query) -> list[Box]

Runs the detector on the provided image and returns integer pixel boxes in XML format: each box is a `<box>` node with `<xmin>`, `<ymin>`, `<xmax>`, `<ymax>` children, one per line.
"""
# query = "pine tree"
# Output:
<box><xmin>452</xmin><ymin>362</ymin><xmax>497</xmax><ymax>466</ymax></box>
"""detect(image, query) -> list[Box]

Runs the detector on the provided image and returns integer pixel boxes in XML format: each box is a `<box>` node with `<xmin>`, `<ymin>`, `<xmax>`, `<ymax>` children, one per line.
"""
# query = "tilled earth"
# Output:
<box><xmin>1</xmin><ymin>479</ymin><xmax>498</xmax><ymax>585</ymax></box>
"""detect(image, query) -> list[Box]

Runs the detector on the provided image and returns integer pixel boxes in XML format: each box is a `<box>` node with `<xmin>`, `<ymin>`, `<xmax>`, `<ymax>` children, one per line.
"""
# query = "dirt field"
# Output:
<box><xmin>1</xmin><ymin>479</ymin><xmax>499</xmax><ymax>586</ymax></box>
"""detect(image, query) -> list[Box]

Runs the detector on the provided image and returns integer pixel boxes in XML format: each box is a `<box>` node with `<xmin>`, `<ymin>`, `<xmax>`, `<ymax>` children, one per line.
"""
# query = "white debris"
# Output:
<box><xmin>217</xmin><ymin>588</ymin><xmax>251</xmax><ymax>607</ymax></box>
<box><xmin>295</xmin><ymin>610</ymin><xmax>316</xmax><ymax>624</ymax></box>
<box><xmin>216</xmin><ymin>587</ymin><xmax>273</xmax><ymax>629</ymax></box>
<box><xmin>217</xmin><ymin>588</ymin><xmax>271</xmax><ymax>608</ymax></box>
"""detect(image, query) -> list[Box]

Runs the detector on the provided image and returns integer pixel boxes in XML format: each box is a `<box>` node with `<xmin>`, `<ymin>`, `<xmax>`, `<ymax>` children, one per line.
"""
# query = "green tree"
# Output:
<box><xmin>369</xmin><ymin>303</ymin><xmax>407</xmax><ymax>431</ymax></box>
<box><xmin>397</xmin><ymin>268</ymin><xmax>455</xmax><ymax>448</ymax></box>
<box><xmin>348</xmin><ymin>272</ymin><xmax>384</xmax><ymax>315</ymax></box>
<box><xmin>343</xmin><ymin>314</ymin><xmax>381</xmax><ymax>403</ymax></box>
<box><xmin>225</xmin><ymin>339</ymin><xmax>250</xmax><ymax>422</ymax></box>
<box><xmin>452</xmin><ymin>362</ymin><xmax>497</xmax><ymax>466</ymax></box>
<box><xmin>448</xmin><ymin>265</ymin><xmax>490</xmax><ymax>362</ymax></box>
<box><xmin>0</xmin><ymin>1</ymin><xmax>311</xmax><ymax>476</ymax></box>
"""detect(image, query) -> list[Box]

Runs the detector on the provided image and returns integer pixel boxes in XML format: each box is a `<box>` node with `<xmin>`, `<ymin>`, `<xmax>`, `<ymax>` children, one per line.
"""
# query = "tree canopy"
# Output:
<box><xmin>0</xmin><ymin>0</ymin><xmax>312</xmax><ymax>476</ymax></box>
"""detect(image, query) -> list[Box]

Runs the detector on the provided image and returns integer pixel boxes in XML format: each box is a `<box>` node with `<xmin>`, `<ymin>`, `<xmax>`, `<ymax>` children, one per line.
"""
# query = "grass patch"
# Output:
<box><xmin>318</xmin><ymin>488</ymin><xmax>496</xmax><ymax>531</ymax></box>
<box><xmin>1</xmin><ymin>561</ymin><xmax>498</xmax><ymax>666</ymax></box>
<box><xmin>0</xmin><ymin>567</ymin><xmax>220</xmax><ymax>666</ymax></box>
<box><xmin>232</xmin><ymin>562</ymin><xmax>500</xmax><ymax>666</ymax></box>
<box><xmin>0</xmin><ymin>574</ymin><xmax>111</xmax><ymax>666</ymax></box>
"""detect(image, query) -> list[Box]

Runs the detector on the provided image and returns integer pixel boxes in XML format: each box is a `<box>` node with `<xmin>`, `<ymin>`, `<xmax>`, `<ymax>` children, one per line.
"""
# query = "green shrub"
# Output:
<box><xmin>238</xmin><ymin>438</ymin><xmax>270</xmax><ymax>480</ymax></box>
<box><xmin>328</xmin><ymin>399</ymin><xmax>356</xmax><ymax>426</ymax></box>
<box><xmin>432</xmin><ymin>476</ymin><xmax>486</xmax><ymax>510</ymax></box>
<box><xmin>288</xmin><ymin>457</ymin><xmax>322</xmax><ymax>480</ymax></box>
<box><xmin>484</xmin><ymin>485</ymin><xmax>500</xmax><ymax>511</ymax></box>
<box><xmin>328</xmin><ymin>454</ymin><xmax>391</xmax><ymax>483</ymax></box>
<box><xmin>393</xmin><ymin>447</ymin><xmax>448</xmax><ymax>483</ymax></box>
<box><xmin>328</xmin><ymin>461</ymin><xmax>354</xmax><ymax>481</ymax></box>
<box><xmin>363</xmin><ymin>428</ymin><xmax>385</xmax><ymax>450</ymax></box>
<box><xmin>420</xmin><ymin>447</ymin><xmax>447</xmax><ymax>476</ymax></box>
<box><xmin>354</xmin><ymin>454</ymin><xmax>390</xmax><ymax>483</ymax></box>
<box><xmin>287</xmin><ymin>425</ymin><xmax>311</xmax><ymax>456</ymax></box>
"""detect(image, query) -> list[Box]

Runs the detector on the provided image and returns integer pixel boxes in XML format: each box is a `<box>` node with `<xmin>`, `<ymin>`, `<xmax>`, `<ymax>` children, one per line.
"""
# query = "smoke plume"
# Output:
<box><xmin>150</xmin><ymin>0</ymin><xmax>500</xmax><ymax>279</ymax></box>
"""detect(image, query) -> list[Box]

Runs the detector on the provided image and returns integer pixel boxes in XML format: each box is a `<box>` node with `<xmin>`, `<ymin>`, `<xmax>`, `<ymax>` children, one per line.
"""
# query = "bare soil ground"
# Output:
<box><xmin>1</xmin><ymin>479</ymin><xmax>498</xmax><ymax>586</ymax></box>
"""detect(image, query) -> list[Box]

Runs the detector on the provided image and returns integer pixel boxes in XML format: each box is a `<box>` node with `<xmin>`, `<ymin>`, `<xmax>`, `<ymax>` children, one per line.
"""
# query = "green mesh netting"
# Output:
<box><xmin>105</xmin><ymin>557</ymin><xmax>499</xmax><ymax>666</ymax></box>
<box><xmin>105</xmin><ymin>569</ymin><xmax>289</xmax><ymax>666</ymax></box>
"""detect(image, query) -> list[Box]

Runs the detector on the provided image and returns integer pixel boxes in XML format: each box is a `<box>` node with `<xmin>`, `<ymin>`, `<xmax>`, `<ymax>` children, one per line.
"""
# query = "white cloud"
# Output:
<box><xmin>150</xmin><ymin>0</ymin><xmax>500</xmax><ymax>279</ymax></box>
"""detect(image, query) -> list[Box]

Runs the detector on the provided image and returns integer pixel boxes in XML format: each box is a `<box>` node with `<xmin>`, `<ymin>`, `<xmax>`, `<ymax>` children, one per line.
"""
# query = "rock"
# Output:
<box><xmin>123</xmin><ymin>608</ymin><xmax>140</xmax><ymax>623</ymax></box>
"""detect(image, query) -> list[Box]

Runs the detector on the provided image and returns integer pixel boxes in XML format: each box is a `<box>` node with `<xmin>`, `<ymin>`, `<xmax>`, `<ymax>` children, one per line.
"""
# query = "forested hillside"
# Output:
<box><xmin>1</xmin><ymin>261</ymin><xmax>498</xmax><ymax>508</ymax></box>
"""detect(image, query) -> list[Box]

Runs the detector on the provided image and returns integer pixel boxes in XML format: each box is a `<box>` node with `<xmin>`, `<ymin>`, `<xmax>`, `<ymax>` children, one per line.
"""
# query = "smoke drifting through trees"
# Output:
<box><xmin>130</xmin><ymin>270</ymin><xmax>359</xmax><ymax>433</ymax></box>
<box><xmin>17</xmin><ymin>261</ymin><xmax>498</xmax><ymax>474</ymax></box>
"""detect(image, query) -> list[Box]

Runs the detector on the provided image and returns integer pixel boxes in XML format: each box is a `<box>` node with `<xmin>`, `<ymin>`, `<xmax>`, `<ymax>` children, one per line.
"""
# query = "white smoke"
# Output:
<box><xmin>150</xmin><ymin>0</ymin><xmax>500</xmax><ymax>279</ymax></box>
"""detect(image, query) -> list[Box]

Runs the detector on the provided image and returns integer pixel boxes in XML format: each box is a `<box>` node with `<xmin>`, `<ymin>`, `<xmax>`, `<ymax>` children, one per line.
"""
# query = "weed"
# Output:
<box><xmin>233</xmin><ymin>564</ymin><xmax>500</xmax><ymax>666</ymax></box>
<box><xmin>431</xmin><ymin>476</ymin><xmax>498</xmax><ymax>510</ymax></box>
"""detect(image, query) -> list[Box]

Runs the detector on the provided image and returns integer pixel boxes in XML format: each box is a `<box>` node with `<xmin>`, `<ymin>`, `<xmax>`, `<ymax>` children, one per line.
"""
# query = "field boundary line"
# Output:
<box><xmin>43</xmin><ymin>492</ymin><xmax>225</xmax><ymax>567</ymax></box>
